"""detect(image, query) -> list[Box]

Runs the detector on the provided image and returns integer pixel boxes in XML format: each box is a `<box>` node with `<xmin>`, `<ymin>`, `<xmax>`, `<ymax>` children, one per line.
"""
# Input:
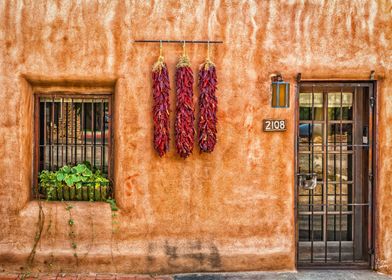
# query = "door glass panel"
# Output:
<box><xmin>327</xmin><ymin>183</ymin><xmax>353</xmax><ymax>212</ymax></box>
<box><xmin>327</xmin><ymin>183</ymin><xmax>350</xmax><ymax>195</ymax></box>
<box><xmin>327</xmin><ymin>154</ymin><xmax>353</xmax><ymax>182</ymax></box>
<box><xmin>299</xmin><ymin>153</ymin><xmax>323</xmax><ymax>180</ymax></box>
<box><xmin>327</xmin><ymin>193</ymin><xmax>350</xmax><ymax>211</ymax></box>
<box><xmin>299</xmin><ymin>92</ymin><xmax>311</xmax><ymax>120</ymax></box>
<box><xmin>299</xmin><ymin>123</ymin><xmax>323</xmax><ymax>152</ymax></box>
<box><xmin>299</xmin><ymin>92</ymin><xmax>323</xmax><ymax>120</ymax></box>
<box><xmin>328</xmin><ymin>124</ymin><xmax>353</xmax><ymax>149</ymax></box>
<box><xmin>298</xmin><ymin>184</ymin><xmax>323</xmax><ymax>212</ymax></box>
<box><xmin>299</xmin><ymin>215</ymin><xmax>324</xmax><ymax>241</ymax></box>
<box><xmin>328</xmin><ymin>91</ymin><xmax>353</xmax><ymax>120</ymax></box>
<box><xmin>327</xmin><ymin>214</ymin><xmax>352</xmax><ymax>241</ymax></box>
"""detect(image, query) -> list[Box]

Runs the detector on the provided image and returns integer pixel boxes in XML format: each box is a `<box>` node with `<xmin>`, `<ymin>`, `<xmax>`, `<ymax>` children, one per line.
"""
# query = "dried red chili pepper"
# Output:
<box><xmin>175</xmin><ymin>54</ymin><xmax>195</xmax><ymax>158</ymax></box>
<box><xmin>152</xmin><ymin>55</ymin><xmax>170</xmax><ymax>157</ymax></box>
<box><xmin>198</xmin><ymin>59</ymin><xmax>217</xmax><ymax>153</ymax></box>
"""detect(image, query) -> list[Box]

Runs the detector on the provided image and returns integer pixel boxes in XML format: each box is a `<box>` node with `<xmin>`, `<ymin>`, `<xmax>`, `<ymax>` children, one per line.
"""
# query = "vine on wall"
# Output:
<box><xmin>65</xmin><ymin>203</ymin><xmax>79</xmax><ymax>265</ymax></box>
<box><xmin>25</xmin><ymin>198</ymin><xmax>119</xmax><ymax>272</ymax></box>
<box><xmin>26</xmin><ymin>200</ymin><xmax>45</xmax><ymax>268</ymax></box>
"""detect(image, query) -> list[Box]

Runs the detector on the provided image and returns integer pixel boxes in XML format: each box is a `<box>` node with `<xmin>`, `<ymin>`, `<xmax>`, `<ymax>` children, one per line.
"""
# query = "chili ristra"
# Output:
<box><xmin>175</xmin><ymin>54</ymin><xmax>195</xmax><ymax>158</ymax></box>
<box><xmin>198</xmin><ymin>59</ymin><xmax>217</xmax><ymax>153</ymax></box>
<box><xmin>152</xmin><ymin>55</ymin><xmax>170</xmax><ymax>157</ymax></box>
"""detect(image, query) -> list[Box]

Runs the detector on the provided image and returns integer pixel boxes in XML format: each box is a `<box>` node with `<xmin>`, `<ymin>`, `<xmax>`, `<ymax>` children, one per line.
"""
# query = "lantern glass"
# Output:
<box><xmin>271</xmin><ymin>83</ymin><xmax>278</xmax><ymax>107</ymax></box>
<box><xmin>271</xmin><ymin>81</ymin><xmax>290</xmax><ymax>108</ymax></box>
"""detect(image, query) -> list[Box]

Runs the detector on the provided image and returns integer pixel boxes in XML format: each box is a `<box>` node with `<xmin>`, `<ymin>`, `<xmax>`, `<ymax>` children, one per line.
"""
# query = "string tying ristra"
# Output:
<box><xmin>153</xmin><ymin>40</ymin><xmax>165</xmax><ymax>72</ymax></box>
<box><xmin>176</xmin><ymin>40</ymin><xmax>191</xmax><ymax>68</ymax></box>
<box><xmin>204</xmin><ymin>40</ymin><xmax>215</xmax><ymax>69</ymax></box>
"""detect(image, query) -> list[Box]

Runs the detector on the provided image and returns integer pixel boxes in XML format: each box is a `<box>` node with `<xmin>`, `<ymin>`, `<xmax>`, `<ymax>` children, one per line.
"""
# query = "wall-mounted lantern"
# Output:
<box><xmin>271</xmin><ymin>73</ymin><xmax>290</xmax><ymax>108</ymax></box>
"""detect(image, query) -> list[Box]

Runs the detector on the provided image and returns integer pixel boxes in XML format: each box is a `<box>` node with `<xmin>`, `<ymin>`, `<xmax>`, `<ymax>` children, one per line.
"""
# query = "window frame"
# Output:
<box><xmin>33</xmin><ymin>91</ymin><xmax>113</xmax><ymax>199</ymax></box>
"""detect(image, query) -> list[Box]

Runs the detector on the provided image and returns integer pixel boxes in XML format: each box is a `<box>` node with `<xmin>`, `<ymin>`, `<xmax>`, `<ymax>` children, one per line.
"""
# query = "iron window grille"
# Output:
<box><xmin>33</xmin><ymin>93</ymin><xmax>113</xmax><ymax>198</ymax></box>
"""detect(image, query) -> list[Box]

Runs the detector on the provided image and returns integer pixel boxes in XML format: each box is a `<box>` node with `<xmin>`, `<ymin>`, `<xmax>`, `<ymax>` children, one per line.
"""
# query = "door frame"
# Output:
<box><xmin>294</xmin><ymin>79</ymin><xmax>378</xmax><ymax>269</ymax></box>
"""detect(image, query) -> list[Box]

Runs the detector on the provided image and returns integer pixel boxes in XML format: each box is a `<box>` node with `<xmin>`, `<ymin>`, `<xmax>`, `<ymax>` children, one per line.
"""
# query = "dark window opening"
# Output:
<box><xmin>34</xmin><ymin>93</ymin><xmax>112</xmax><ymax>199</ymax></box>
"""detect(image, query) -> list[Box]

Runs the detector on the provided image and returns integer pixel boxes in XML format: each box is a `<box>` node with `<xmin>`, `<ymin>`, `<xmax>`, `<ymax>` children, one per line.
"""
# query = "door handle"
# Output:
<box><xmin>298</xmin><ymin>173</ymin><xmax>317</xmax><ymax>190</ymax></box>
<box><xmin>363</xmin><ymin>126</ymin><xmax>369</xmax><ymax>146</ymax></box>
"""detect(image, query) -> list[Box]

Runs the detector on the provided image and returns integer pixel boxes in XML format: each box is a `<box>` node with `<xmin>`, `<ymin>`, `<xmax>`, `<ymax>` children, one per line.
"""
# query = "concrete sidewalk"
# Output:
<box><xmin>1</xmin><ymin>270</ymin><xmax>392</xmax><ymax>279</ymax></box>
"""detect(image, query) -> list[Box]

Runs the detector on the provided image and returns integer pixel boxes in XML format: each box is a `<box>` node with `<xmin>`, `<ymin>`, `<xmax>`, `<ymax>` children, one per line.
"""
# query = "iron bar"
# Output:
<box><xmin>43</xmin><ymin>100</ymin><xmax>47</xmax><ymax>170</ymax></box>
<box><xmin>334</xmin><ymin>119</ymin><xmax>337</xmax><ymax>241</ymax></box>
<box><xmin>299</xmin><ymin>211</ymin><xmax>356</xmax><ymax>216</ymax></box>
<box><xmin>133</xmin><ymin>39</ymin><xmax>223</xmax><ymax>44</ymax></box>
<box><xmin>92</xmin><ymin>101</ymin><xmax>95</xmax><ymax>168</ymax></box>
<box><xmin>299</xmin><ymin>203</ymin><xmax>369</xmax><ymax>207</ymax></box>
<box><xmin>324</xmin><ymin>88</ymin><xmax>328</xmax><ymax>263</ymax></box>
<box><xmin>299</xmin><ymin>120</ymin><xmax>353</xmax><ymax>124</ymax></box>
<box><xmin>299</xmin><ymin>144</ymin><xmax>369</xmax><ymax>147</ymax></box>
<box><xmin>51</xmin><ymin>97</ymin><xmax>55</xmax><ymax>171</ymax></box>
<box><xmin>65</xmin><ymin>101</ymin><xmax>69</xmax><ymax>164</ymax></box>
<box><xmin>368</xmin><ymin>84</ymin><xmax>374</xmax><ymax>268</ymax></box>
<box><xmin>311</xmin><ymin>85</ymin><xmax>315</xmax><ymax>263</ymax></box>
<box><xmin>83</xmin><ymin>101</ymin><xmax>87</xmax><ymax>162</ymax></box>
<box><xmin>108</xmin><ymin>96</ymin><xmax>112</xmax><ymax>181</ymax></box>
<box><xmin>101</xmin><ymin>99</ymin><xmax>104</xmax><ymax>173</ymax></box>
<box><xmin>103</xmin><ymin>101</ymin><xmax>107</xmax><ymax>174</ymax></box>
<box><xmin>92</xmin><ymin>101</ymin><xmax>96</xmax><ymax>199</ymax></box>
<box><xmin>352</xmin><ymin>87</ymin><xmax>357</xmax><ymax>262</ymax></box>
<box><xmin>60</xmin><ymin>99</ymin><xmax>64</xmax><ymax>167</ymax></box>
<box><xmin>81</xmin><ymin>100</ymin><xmax>84</xmax><ymax>162</ymax></box>
<box><xmin>39</xmin><ymin>144</ymin><xmax>106</xmax><ymax>147</ymax></box>
<box><xmin>333</xmin><ymin>101</ymin><xmax>338</xmax><ymax>243</ymax></box>
<box><xmin>71</xmin><ymin>98</ymin><xmax>74</xmax><ymax>165</ymax></box>
<box><xmin>295</xmin><ymin>80</ymin><xmax>300</xmax><ymax>265</ymax></box>
<box><xmin>56</xmin><ymin>98</ymin><xmax>59</xmax><ymax>169</ymax></box>
<box><xmin>298</xmin><ymin>82</ymin><xmax>374</xmax><ymax>88</ymax></box>
<box><xmin>74</xmin><ymin>99</ymin><xmax>78</xmax><ymax>165</ymax></box>
<box><xmin>339</xmin><ymin>87</ymin><xmax>343</xmax><ymax>262</ymax></box>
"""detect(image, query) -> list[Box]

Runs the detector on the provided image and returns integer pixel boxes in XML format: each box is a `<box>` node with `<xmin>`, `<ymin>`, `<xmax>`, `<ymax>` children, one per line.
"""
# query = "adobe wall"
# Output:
<box><xmin>0</xmin><ymin>0</ymin><xmax>391</xmax><ymax>274</ymax></box>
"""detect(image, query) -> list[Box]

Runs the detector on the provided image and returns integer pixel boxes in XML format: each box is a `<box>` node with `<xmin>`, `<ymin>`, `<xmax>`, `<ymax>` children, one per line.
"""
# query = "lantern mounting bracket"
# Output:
<box><xmin>271</xmin><ymin>72</ymin><xmax>283</xmax><ymax>82</ymax></box>
<box><xmin>296</xmin><ymin>73</ymin><xmax>302</xmax><ymax>83</ymax></box>
<box><xmin>370</xmin><ymin>70</ymin><xmax>375</xmax><ymax>80</ymax></box>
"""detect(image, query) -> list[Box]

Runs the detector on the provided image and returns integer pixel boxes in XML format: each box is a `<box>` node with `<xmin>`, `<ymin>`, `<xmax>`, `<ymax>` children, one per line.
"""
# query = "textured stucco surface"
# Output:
<box><xmin>0</xmin><ymin>0</ymin><xmax>391</xmax><ymax>275</ymax></box>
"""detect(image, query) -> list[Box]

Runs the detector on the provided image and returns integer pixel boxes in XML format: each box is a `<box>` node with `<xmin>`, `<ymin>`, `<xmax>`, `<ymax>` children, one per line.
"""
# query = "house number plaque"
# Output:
<box><xmin>263</xmin><ymin>119</ymin><xmax>287</xmax><ymax>132</ymax></box>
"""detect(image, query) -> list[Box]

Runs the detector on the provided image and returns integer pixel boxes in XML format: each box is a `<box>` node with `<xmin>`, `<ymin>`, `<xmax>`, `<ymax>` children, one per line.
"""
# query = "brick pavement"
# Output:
<box><xmin>1</xmin><ymin>270</ymin><xmax>392</xmax><ymax>280</ymax></box>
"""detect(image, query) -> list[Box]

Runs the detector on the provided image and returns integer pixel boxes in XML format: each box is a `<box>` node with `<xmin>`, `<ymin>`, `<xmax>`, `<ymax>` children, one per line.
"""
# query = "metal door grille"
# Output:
<box><xmin>296</xmin><ymin>82</ymin><xmax>375</xmax><ymax>267</ymax></box>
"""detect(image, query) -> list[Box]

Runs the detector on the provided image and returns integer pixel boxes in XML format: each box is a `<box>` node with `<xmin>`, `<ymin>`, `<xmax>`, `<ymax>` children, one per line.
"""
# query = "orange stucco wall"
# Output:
<box><xmin>0</xmin><ymin>0</ymin><xmax>391</xmax><ymax>274</ymax></box>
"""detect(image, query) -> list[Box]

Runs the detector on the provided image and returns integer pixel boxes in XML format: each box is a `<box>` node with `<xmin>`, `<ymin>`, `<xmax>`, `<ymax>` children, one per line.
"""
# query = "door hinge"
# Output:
<box><xmin>368</xmin><ymin>248</ymin><xmax>375</xmax><ymax>255</ymax></box>
<box><xmin>369</xmin><ymin>173</ymin><xmax>374</xmax><ymax>182</ymax></box>
<box><xmin>370</xmin><ymin>96</ymin><xmax>375</xmax><ymax>108</ymax></box>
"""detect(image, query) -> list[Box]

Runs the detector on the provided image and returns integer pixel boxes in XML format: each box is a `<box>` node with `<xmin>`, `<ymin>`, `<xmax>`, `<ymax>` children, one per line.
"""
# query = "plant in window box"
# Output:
<box><xmin>39</xmin><ymin>163</ymin><xmax>110</xmax><ymax>201</ymax></box>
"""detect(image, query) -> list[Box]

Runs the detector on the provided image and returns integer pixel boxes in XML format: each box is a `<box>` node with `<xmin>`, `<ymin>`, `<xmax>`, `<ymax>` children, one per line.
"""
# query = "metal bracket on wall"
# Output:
<box><xmin>370</xmin><ymin>70</ymin><xmax>375</xmax><ymax>80</ymax></box>
<box><xmin>296</xmin><ymin>73</ymin><xmax>302</xmax><ymax>83</ymax></box>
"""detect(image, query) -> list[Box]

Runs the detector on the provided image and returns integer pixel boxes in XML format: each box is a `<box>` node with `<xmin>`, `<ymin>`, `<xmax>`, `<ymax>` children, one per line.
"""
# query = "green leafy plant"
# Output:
<box><xmin>39</xmin><ymin>163</ymin><xmax>110</xmax><ymax>201</ymax></box>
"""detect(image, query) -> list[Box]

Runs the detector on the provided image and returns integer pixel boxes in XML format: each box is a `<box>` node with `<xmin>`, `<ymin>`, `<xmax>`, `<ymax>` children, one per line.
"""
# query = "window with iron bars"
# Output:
<box><xmin>34</xmin><ymin>93</ymin><xmax>113</xmax><ymax>199</ymax></box>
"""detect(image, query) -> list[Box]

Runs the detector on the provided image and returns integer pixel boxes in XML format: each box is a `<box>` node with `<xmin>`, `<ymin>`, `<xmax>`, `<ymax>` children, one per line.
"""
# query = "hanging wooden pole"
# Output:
<box><xmin>133</xmin><ymin>39</ymin><xmax>223</xmax><ymax>44</ymax></box>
